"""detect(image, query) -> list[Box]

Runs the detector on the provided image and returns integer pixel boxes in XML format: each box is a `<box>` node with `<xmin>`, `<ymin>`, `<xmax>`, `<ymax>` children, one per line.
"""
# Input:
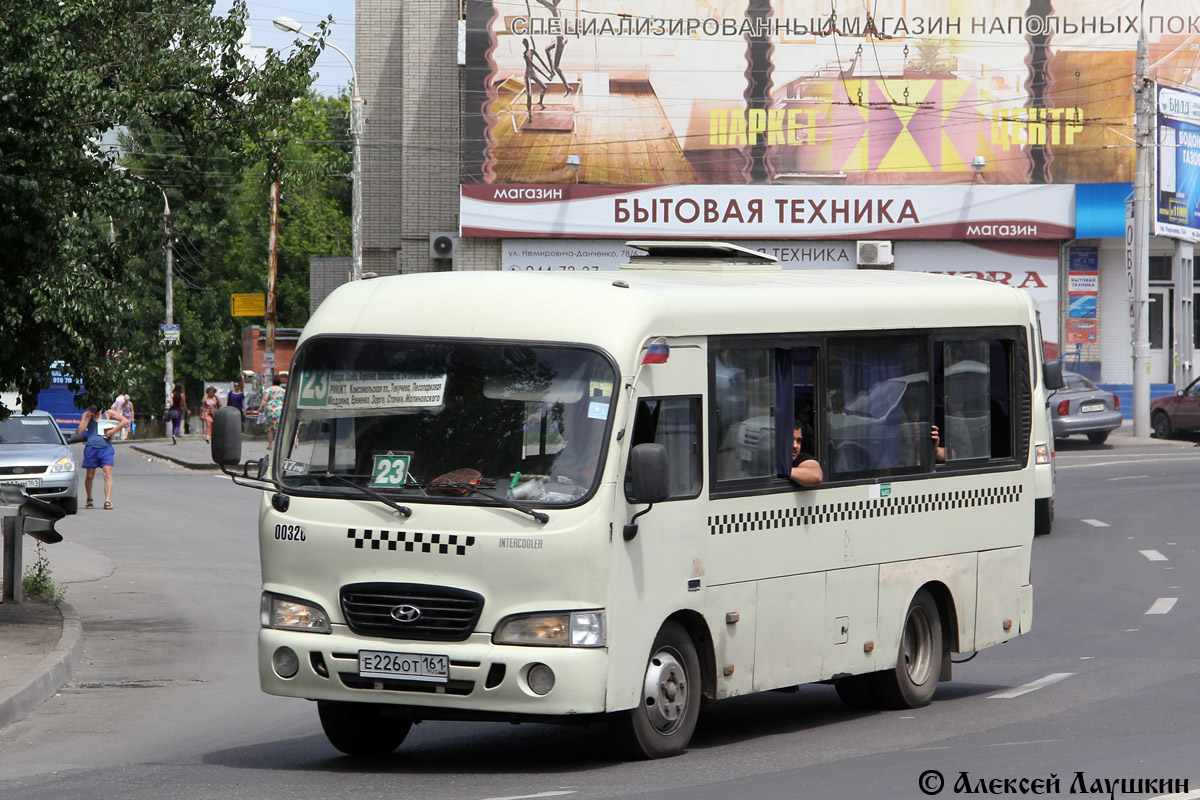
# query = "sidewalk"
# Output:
<box><xmin>130</xmin><ymin>431</ymin><xmax>267</xmax><ymax>470</ymax></box>
<box><xmin>0</xmin><ymin>431</ymin><xmax>263</xmax><ymax>729</ymax></box>
<box><xmin>1</xmin><ymin>427</ymin><xmax>1194</xmax><ymax>730</ymax></box>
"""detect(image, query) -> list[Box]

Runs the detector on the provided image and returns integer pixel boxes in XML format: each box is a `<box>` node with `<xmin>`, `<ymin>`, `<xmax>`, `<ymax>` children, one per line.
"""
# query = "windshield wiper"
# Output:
<box><xmin>321</xmin><ymin>473</ymin><xmax>413</xmax><ymax>517</ymax></box>
<box><xmin>429</xmin><ymin>482</ymin><xmax>549</xmax><ymax>524</ymax></box>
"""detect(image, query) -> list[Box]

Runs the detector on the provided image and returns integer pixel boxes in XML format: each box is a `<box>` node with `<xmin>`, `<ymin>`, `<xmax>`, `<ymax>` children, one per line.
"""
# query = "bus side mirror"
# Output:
<box><xmin>211</xmin><ymin>406</ymin><xmax>243</xmax><ymax>466</ymax></box>
<box><xmin>629</xmin><ymin>443</ymin><xmax>669</xmax><ymax>504</ymax></box>
<box><xmin>1043</xmin><ymin>361</ymin><xmax>1064</xmax><ymax>391</ymax></box>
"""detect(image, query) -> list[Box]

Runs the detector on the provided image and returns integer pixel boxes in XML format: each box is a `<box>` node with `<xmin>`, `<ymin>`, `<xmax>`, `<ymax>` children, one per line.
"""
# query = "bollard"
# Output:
<box><xmin>0</xmin><ymin>485</ymin><xmax>64</xmax><ymax>604</ymax></box>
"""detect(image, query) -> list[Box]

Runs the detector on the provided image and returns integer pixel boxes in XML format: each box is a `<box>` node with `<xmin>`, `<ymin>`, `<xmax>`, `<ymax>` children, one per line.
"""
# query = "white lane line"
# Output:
<box><xmin>1082</xmin><ymin>519</ymin><xmax>1110</xmax><ymax>527</ymax></box>
<box><xmin>1108</xmin><ymin>475</ymin><xmax>1150</xmax><ymax>481</ymax></box>
<box><xmin>989</xmin><ymin>672</ymin><xmax>1074</xmax><ymax>699</ymax></box>
<box><xmin>1146</xmin><ymin>598</ymin><xmax>1179</xmax><ymax>615</ymax></box>
<box><xmin>1141</xmin><ymin>549</ymin><xmax>1169</xmax><ymax>561</ymax></box>
<box><xmin>480</xmin><ymin>793</ymin><xmax>577</xmax><ymax>800</ymax></box>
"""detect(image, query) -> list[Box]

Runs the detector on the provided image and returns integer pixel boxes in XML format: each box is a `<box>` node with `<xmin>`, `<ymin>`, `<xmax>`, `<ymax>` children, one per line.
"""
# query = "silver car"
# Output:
<box><xmin>0</xmin><ymin>410</ymin><xmax>79</xmax><ymax>514</ymax></box>
<box><xmin>1050</xmin><ymin>371</ymin><xmax>1123</xmax><ymax>445</ymax></box>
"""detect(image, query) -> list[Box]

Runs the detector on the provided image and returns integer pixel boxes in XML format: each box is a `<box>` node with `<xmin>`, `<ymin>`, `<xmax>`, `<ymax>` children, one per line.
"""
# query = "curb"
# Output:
<box><xmin>0</xmin><ymin>600</ymin><xmax>83</xmax><ymax>729</ymax></box>
<box><xmin>129</xmin><ymin>444</ymin><xmax>219</xmax><ymax>471</ymax></box>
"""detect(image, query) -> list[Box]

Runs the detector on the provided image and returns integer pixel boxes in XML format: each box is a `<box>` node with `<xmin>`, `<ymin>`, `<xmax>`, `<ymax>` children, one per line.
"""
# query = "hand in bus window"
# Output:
<box><xmin>789</xmin><ymin>424</ymin><xmax>823</xmax><ymax>487</ymax></box>
<box><xmin>931</xmin><ymin>424</ymin><xmax>947</xmax><ymax>463</ymax></box>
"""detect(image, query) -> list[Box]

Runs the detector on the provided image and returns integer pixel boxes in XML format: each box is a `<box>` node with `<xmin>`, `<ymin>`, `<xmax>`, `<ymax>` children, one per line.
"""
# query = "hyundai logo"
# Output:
<box><xmin>390</xmin><ymin>604</ymin><xmax>422</xmax><ymax>623</ymax></box>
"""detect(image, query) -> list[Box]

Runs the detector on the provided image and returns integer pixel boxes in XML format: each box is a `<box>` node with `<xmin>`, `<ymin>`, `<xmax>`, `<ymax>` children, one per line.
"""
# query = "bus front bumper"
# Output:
<box><xmin>258</xmin><ymin>627</ymin><xmax>612</xmax><ymax>718</ymax></box>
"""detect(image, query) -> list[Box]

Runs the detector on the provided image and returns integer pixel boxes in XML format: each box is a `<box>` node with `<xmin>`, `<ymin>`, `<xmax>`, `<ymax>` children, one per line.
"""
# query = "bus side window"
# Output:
<box><xmin>712</xmin><ymin>349</ymin><xmax>774</xmax><ymax>482</ymax></box>
<box><xmin>938</xmin><ymin>338</ymin><xmax>1014</xmax><ymax>462</ymax></box>
<box><xmin>827</xmin><ymin>336</ymin><xmax>928</xmax><ymax>478</ymax></box>
<box><xmin>624</xmin><ymin>396</ymin><xmax>702</xmax><ymax>501</ymax></box>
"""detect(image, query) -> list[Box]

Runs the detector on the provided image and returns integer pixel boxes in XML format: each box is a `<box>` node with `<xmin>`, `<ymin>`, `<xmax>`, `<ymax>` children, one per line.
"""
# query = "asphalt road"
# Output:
<box><xmin>2</xmin><ymin>441</ymin><xmax>1199</xmax><ymax>800</ymax></box>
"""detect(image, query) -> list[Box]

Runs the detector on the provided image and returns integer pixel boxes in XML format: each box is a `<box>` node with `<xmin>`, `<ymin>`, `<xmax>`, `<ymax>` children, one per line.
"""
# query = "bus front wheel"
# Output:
<box><xmin>609</xmin><ymin>621</ymin><xmax>701</xmax><ymax>759</ymax></box>
<box><xmin>318</xmin><ymin>700</ymin><xmax>412</xmax><ymax>757</ymax></box>
<box><xmin>872</xmin><ymin>589</ymin><xmax>943</xmax><ymax>709</ymax></box>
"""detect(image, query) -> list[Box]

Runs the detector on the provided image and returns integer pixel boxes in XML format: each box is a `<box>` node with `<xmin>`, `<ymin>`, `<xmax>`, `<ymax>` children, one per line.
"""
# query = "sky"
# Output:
<box><xmin>238</xmin><ymin>0</ymin><xmax>356</xmax><ymax>96</ymax></box>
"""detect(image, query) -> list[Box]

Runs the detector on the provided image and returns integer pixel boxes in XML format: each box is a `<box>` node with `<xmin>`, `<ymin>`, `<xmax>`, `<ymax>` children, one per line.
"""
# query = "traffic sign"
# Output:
<box><xmin>231</xmin><ymin>293</ymin><xmax>266</xmax><ymax>317</ymax></box>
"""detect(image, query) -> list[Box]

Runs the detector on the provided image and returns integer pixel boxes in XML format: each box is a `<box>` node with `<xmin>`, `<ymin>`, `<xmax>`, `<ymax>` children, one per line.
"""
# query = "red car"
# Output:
<box><xmin>1151</xmin><ymin>375</ymin><xmax>1200</xmax><ymax>439</ymax></box>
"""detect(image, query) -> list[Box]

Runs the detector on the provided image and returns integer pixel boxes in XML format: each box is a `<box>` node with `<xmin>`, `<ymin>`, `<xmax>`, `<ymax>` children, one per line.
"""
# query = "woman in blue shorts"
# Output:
<box><xmin>77</xmin><ymin>404</ymin><xmax>129</xmax><ymax>510</ymax></box>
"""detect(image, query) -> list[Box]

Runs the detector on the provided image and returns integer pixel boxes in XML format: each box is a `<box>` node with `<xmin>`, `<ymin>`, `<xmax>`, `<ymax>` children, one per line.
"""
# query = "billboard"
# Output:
<box><xmin>464</xmin><ymin>1</ymin><xmax>1200</xmax><ymax>192</ymax></box>
<box><xmin>1156</xmin><ymin>83</ymin><xmax>1200</xmax><ymax>242</ymax></box>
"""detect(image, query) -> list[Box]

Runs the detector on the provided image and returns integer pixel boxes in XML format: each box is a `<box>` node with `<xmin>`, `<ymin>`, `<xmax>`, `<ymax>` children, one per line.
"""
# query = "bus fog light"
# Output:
<box><xmin>527</xmin><ymin>663</ymin><xmax>555</xmax><ymax>695</ymax></box>
<box><xmin>272</xmin><ymin>646</ymin><xmax>300</xmax><ymax>678</ymax></box>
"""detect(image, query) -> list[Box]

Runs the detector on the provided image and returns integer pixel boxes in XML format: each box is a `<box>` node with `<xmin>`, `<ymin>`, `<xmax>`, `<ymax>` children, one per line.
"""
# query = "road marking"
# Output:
<box><xmin>1058</xmin><ymin>453</ymin><xmax>1200</xmax><ymax>469</ymax></box>
<box><xmin>1141</xmin><ymin>549</ymin><xmax>1169</xmax><ymax>561</ymax></box>
<box><xmin>989</xmin><ymin>672</ymin><xmax>1074</xmax><ymax>699</ymax></box>
<box><xmin>1146</xmin><ymin>598</ymin><xmax>1178</xmax><ymax>615</ymax></box>
<box><xmin>1082</xmin><ymin>519</ymin><xmax>1109</xmax><ymax>527</ymax></box>
<box><xmin>480</xmin><ymin>793</ymin><xmax>576</xmax><ymax>800</ymax></box>
<box><xmin>1108</xmin><ymin>475</ymin><xmax>1149</xmax><ymax>481</ymax></box>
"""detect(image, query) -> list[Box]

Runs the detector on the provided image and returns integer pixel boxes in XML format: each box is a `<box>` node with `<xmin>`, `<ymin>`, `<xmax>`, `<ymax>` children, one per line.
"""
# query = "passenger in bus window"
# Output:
<box><xmin>789</xmin><ymin>423</ymin><xmax>823</xmax><ymax>487</ymax></box>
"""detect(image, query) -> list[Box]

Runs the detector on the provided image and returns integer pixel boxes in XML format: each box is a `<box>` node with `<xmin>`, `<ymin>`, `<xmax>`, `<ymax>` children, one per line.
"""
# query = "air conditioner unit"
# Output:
<box><xmin>856</xmin><ymin>240</ymin><xmax>894</xmax><ymax>268</ymax></box>
<box><xmin>429</xmin><ymin>232</ymin><xmax>458</xmax><ymax>260</ymax></box>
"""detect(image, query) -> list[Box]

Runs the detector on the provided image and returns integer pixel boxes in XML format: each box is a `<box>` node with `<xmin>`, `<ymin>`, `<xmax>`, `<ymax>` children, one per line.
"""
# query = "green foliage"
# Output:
<box><xmin>0</xmin><ymin>0</ymin><xmax>328</xmax><ymax>417</ymax></box>
<box><xmin>120</xmin><ymin>90</ymin><xmax>352</xmax><ymax>407</ymax></box>
<box><xmin>22</xmin><ymin>542</ymin><xmax>66</xmax><ymax>606</ymax></box>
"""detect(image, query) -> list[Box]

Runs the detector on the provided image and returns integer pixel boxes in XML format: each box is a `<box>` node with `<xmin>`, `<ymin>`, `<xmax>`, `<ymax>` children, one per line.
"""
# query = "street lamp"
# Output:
<box><xmin>114</xmin><ymin>166</ymin><xmax>175</xmax><ymax>411</ymax></box>
<box><xmin>273</xmin><ymin>16</ymin><xmax>363</xmax><ymax>283</ymax></box>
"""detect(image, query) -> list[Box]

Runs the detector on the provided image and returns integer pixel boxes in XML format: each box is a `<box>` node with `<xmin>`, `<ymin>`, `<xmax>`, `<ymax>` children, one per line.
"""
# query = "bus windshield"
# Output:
<box><xmin>277</xmin><ymin>338</ymin><xmax>617</xmax><ymax>506</ymax></box>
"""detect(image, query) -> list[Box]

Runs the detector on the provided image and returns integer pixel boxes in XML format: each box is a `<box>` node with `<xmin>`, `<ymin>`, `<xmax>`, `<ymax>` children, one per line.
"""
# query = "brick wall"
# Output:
<box><xmin>357</xmin><ymin>0</ymin><xmax>500</xmax><ymax>275</ymax></box>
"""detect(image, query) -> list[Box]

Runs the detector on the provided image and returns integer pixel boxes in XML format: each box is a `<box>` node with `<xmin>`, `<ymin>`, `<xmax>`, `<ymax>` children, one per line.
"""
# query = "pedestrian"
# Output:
<box><xmin>262</xmin><ymin>375</ymin><xmax>286</xmax><ymax>451</ymax></box>
<box><xmin>227</xmin><ymin>381</ymin><xmax>245</xmax><ymax>414</ymax></box>
<box><xmin>200</xmin><ymin>385</ymin><xmax>221</xmax><ymax>443</ymax></box>
<box><xmin>77</xmin><ymin>403</ymin><xmax>128</xmax><ymax>510</ymax></box>
<box><xmin>168</xmin><ymin>381</ymin><xmax>187</xmax><ymax>445</ymax></box>
<box><xmin>123</xmin><ymin>394</ymin><xmax>136</xmax><ymax>439</ymax></box>
<box><xmin>112</xmin><ymin>392</ymin><xmax>135</xmax><ymax>440</ymax></box>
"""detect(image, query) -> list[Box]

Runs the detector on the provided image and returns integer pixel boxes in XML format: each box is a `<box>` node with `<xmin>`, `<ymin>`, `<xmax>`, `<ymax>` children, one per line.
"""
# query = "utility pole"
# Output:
<box><xmin>266</xmin><ymin>178</ymin><xmax>279</xmax><ymax>383</ymax></box>
<box><xmin>163</xmin><ymin>195</ymin><xmax>175</xmax><ymax>411</ymax></box>
<box><xmin>1131</xmin><ymin>21</ymin><xmax>1152</xmax><ymax>437</ymax></box>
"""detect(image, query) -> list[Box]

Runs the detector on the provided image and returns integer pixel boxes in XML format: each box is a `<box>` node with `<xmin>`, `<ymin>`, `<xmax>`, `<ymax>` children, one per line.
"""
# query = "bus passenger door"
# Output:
<box><xmin>608</xmin><ymin>344</ymin><xmax>710</xmax><ymax>709</ymax></box>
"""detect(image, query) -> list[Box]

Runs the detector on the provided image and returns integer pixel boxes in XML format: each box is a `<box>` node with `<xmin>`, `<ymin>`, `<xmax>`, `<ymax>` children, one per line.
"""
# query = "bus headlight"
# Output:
<box><xmin>1035</xmin><ymin>444</ymin><xmax>1052</xmax><ymax>465</ymax></box>
<box><xmin>261</xmin><ymin>592</ymin><xmax>331</xmax><ymax>633</ymax></box>
<box><xmin>493</xmin><ymin>610</ymin><xmax>606</xmax><ymax>647</ymax></box>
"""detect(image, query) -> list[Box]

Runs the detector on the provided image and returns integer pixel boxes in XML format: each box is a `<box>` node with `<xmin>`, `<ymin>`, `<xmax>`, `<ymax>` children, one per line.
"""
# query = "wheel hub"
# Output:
<box><xmin>642</xmin><ymin>649</ymin><xmax>688</xmax><ymax>734</ymax></box>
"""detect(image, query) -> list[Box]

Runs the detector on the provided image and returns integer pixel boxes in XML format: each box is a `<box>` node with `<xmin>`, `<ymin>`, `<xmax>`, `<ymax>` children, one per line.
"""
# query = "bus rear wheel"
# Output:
<box><xmin>871</xmin><ymin>589</ymin><xmax>943</xmax><ymax>709</ymax></box>
<box><xmin>317</xmin><ymin>700</ymin><xmax>412</xmax><ymax>757</ymax></box>
<box><xmin>609</xmin><ymin>621</ymin><xmax>701</xmax><ymax>759</ymax></box>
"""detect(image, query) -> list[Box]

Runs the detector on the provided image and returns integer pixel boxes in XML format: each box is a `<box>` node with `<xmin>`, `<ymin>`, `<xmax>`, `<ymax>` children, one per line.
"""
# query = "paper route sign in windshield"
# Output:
<box><xmin>297</xmin><ymin>370</ymin><xmax>448</xmax><ymax>410</ymax></box>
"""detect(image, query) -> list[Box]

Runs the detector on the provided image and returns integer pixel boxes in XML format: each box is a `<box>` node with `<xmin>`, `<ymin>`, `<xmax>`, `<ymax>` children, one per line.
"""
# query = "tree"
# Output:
<box><xmin>118</xmin><ymin>90</ymin><xmax>351</xmax><ymax>409</ymax></box>
<box><xmin>0</xmin><ymin>0</ymin><xmax>325</xmax><ymax>416</ymax></box>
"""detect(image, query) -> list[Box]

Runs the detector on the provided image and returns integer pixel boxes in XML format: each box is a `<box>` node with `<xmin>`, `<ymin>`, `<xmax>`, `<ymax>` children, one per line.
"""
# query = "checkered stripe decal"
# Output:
<box><xmin>708</xmin><ymin>485</ymin><xmax>1023</xmax><ymax>535</ymax></box>
<box><xmin>347</xmin><ymin>528</ymin><xmax>477</xmax><ymax>555</ymax></box>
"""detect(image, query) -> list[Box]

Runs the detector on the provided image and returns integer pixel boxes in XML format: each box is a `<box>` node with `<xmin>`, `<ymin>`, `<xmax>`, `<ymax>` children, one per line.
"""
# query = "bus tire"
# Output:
<box><xmin>609</xmin><ymin>621</ymin><xmax>701</xmax><ymax>759</ymax></box>
<box><xmin>317</xmin><ymin>700</ymin><xmax>411</xmax><ymax>757</ymax></box>
<box><xmin>1034</xmin><ymin>498</ymin><xmax>1053</xmax><ymax>536</ymax></box>
<box><xmin>872</xmin><ymin>589</ymin><xmax>943</xmax><ymax>710</ymax></box>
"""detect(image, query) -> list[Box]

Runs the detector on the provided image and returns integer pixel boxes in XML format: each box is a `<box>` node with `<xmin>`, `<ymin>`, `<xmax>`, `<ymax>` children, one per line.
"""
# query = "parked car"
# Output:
<box><xmin>1150</xmin><ymin>374</ymin><xmax>1200</xmax><ymax>439</ymax></box>
<box><xmin>0</xmin><ymin>410</ymin><xmax>79</xmax><ymax>514</ymax></box>
<box><xmin>1050</xmin><ymin>371</ymin><xmax>1123</xmax><ymax>444</ymax></box>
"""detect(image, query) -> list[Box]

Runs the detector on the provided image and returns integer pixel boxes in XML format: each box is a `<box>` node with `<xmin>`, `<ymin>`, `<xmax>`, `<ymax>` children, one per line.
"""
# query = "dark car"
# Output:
<box><xmin>1151</xmin><ymin>374</ymin><xmax>1200</xmax><ymax>439</ymax></box>
<box><xmin>1049</xmin><ymin>371</ymin><xmax>1123</xmax><ymax>444</ymax></box>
